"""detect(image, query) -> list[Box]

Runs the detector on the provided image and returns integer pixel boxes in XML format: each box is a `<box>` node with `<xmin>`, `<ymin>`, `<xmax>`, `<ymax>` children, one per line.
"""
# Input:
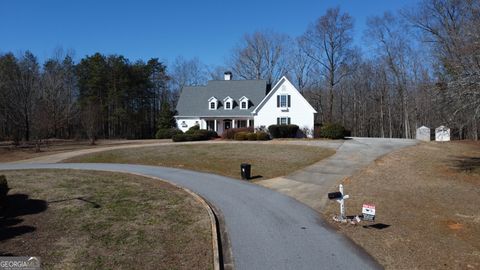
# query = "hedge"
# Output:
<box><xmin>172</xmin><ymin>133</ymin><xmax>209</xmax><ymax>142</ymax></box>
<box><xmin>195</xmin><ymin>129</ymin><xmax>218</xmax><ymax>139</ymax></box>
<box><xmin>172</xmin><ymin>128</ymin><xmax>218</xmax><ymax>142</ymax></box>
<box><xmin>256</xmin><ymin>131</ymin><xmax>270</xmax><ymax>140</ymax></box>
<box><xmin>246</xmin><ymin>133</ymin><xmax>257</xmax><ymax>141</ymax></box>
<box><xmin>222</xmin><ymin>127</ymin><xmax>254</xmax><ymax>139</ymax></box>
<box><xmin>319</xmin><ymin>123</ymin><xmax>346</xmax><ymax>139</ymax></box>
<box><xmin>268</xmin><ymin>124</ymin><xmax>299</xmax><ymax>138</ymax></box>
<box><xmin>185</xmin><ymin>125</ymin><xmax>200</xmax><ymax>134</ymax></box>
<box><xmin>234</xmin><ymin>131</ymin><xmax>249</xmax><ymax>140</ymax></box>
<box><xmin>155</xmin><ymin>128</ymin><xmax>183</xmax><ymax>139</ymax></box>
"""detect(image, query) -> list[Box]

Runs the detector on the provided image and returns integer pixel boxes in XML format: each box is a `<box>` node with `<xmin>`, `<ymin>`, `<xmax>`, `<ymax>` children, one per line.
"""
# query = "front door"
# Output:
<box><xmin>224</xmin><ymin>120</ymin><xmax>231</xmax><ymax>130</ymax></box>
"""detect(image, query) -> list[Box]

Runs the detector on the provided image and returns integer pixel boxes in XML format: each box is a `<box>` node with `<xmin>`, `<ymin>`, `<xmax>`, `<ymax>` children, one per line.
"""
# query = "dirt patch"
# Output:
<box><xmin>65</xmin><ymin>143</ymin><xmax>335</xmax><ymax>180</ymax></box>
<box><xmin>0</xmin><ymin>170</ymin><xmax>212</xmax><ymax>269</ymax></box>
<box><xmin>0</xmin><ymin>139</ymin><xmax>168</xmax><ymax>163</ymax></box>
<box><xmin>323</xmin><ymin>141</ymin><xmax>480</xmax><ymax>270</ymax></box>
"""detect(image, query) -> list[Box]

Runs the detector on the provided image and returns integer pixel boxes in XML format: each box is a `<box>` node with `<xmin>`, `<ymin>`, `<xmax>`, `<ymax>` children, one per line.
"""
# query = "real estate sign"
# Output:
<box><xmin>362</xmin><ymin>203</ymin><xmax>376</xmax><ymax>221</ymax></box>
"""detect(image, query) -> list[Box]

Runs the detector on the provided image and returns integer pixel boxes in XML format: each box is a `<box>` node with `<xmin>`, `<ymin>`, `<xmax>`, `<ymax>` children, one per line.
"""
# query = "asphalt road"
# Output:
<box><xmin>0</xmin><ymin>162</ymin><xmax>381</xmax><ymax>270</ymax></box>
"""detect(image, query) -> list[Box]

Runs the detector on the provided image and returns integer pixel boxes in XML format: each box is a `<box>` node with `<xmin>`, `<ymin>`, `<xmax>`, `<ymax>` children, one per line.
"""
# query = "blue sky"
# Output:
<box><xmin>0</xmin><ymin>0</ymin><xmax>419</xmax><ymax>67</ymax></box>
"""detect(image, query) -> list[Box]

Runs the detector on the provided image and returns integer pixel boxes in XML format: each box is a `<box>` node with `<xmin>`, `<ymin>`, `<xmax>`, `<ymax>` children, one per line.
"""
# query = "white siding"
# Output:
<box><xmin>175</xmin><ymin>118</ymin><xmax>204</xmax><ymax>132</ymax></box>
<box><xmin>254</xmin><ymin>78</ymin><xmax>315</xmax><ymax>137</ymax></box>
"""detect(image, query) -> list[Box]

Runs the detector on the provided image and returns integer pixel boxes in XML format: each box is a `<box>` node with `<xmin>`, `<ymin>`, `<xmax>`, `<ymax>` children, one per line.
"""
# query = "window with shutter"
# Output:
<box><xmin>288</xmin><ymin>95</ymin><xmax>291</xmax><ymax>107</ymax></box>
<box><xmin>279</xmin><ymin>95</ymin><xmax>287</xmax><ymax>108</ymax></box>
<box><xmin>277</xmin><ymin>117</ymin><xmax>289</xmax><ymax>125</ymax></box>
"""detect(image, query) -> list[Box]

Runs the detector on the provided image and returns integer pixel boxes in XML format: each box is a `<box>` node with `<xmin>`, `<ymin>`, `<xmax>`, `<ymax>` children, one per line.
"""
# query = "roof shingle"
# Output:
<box><xmin>175</xmin><ymin>80</ymin><xmax>268</xmax><ymax>117</ymax></box>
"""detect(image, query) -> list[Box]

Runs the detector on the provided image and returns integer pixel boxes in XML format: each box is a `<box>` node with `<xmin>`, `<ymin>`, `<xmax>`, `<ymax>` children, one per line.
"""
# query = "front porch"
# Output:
<box><xmin>200</xmin><ymin>117</ymin><xmax>254</xmax><ymax>135</ymax></box>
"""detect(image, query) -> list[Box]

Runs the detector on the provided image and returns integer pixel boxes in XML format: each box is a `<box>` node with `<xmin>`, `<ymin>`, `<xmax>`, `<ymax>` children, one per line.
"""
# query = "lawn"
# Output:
<box><xmin>65</xmin><ymin>143</ymin><xmax>335</xmax><ymax>180</ymax></box>
<box><xmin>323</xmin><ymin>141</ymin><xmax>480</xmax><ymax>269</ymax></box>
<box><xmin>0</xmin><ymin>170</ymin><xmax>213</xmax><ymax>270</ymax></box>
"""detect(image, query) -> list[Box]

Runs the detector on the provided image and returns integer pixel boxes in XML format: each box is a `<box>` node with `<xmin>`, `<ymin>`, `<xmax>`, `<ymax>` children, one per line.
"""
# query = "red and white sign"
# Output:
<box><xmin>362</xmin><ymin>204</ymin><xmax>376</xmax><ymax>216</ymax></box>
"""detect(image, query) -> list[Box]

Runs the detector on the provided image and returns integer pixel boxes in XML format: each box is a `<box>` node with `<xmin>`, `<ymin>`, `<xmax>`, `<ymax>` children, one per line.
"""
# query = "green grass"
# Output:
<box><xmin>0</xmin><ymin>170</ymin><xmax>213</xmax><ymax>270</ymax></box>
<box><xmin>66</xmin><ymin>143</ymin><xmax>335</xmax><ymax>179</ymax></box>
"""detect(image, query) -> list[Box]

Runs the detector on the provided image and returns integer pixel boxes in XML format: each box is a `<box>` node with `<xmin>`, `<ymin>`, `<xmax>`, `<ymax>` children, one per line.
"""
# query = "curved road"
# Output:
<box><xmin>0</xmin><ymin>162</ymin><xmax>381</xmax><ymax>270</ymax></box>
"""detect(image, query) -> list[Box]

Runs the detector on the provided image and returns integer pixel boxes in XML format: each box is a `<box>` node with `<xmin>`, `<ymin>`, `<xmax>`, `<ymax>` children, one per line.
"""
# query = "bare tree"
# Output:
<box><xmin>406</xmin><ymin>0</ymin><xmax>480</xmax><ymax>139</ymax></box>
<box><xmin>289</xmin><ymin>38</ymin><xmax>315</xmax><ymax>93</ymax></box>
<box><xmin>207</xmin><ymin>65</ymin><xmax>229</xmax><ymax>81</ymax></box>
<box><xmin>40</xmin><ymin>55</ymin><xmax>72</xmax><ymax>138</ymax></box>
<box><xmin>169</xmin><ymin>56</ymin><xmax>208</xmax><ymax>91</ymax></box>
<box><xmin>230</xmin><ymin>30</ymin><xmax>289</xmax><ymax>84</ymax></box>
<box><xmin>15</xmin><ymin>51</ymin><xmax>41</xmax><ymax>142</ymax></box>
<box><xmin>301</xmin><ymin>7</ymin><xmax>354</xmax><ymax>122</ymax></box>
<box><xmin>366</xmin><ymin>12</ymin><xmax>414</xmax><ymax>138</ymax></box>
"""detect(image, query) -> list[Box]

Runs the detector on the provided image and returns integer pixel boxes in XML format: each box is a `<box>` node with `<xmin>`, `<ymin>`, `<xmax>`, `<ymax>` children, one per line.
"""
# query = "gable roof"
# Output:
<box><xmin>175</xmin><ymin>80</ymin><xmax>267</xmax><ymax>117</ymax></box>
<box><xmin>252</xmin><ymin>76</ymin><xmax>317</xmax><ymax>114</ymax></box>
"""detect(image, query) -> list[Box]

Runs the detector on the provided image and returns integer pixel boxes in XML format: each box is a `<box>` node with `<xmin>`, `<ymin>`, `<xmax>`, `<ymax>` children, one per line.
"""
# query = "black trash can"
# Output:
<box><xmin>241</xmin><ymin>163</ymin><xmax>251</xmax><ymax>180</ymax></box>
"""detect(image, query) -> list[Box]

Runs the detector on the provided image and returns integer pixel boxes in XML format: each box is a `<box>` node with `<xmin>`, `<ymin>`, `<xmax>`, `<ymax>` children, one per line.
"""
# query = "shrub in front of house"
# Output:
<box><xmin>319</xmin><ymin>123</ymin><xmax>346</xmax><ymax>139</ymax></box>
<box><xmin>172</xmin><ymin>128</ymin><xmax>217</xmax><ymax>142</ymax></box>
<box><xmin>256</xmin><ymin>131</ymin><xmax>270</xmax><ymax>140</ymax></box>
<box><xmin>185</xmin><ymin>125</ymin><xmax>200</xmax><ymax>134</ymax></box>
<box><xmin>0</xmin><ymin>175</ymin><xmax>9</xmax><ymax>210</ymax></box>
<box><xmin>222</xmin><ymin>127</ymin><xmax>254</xmax><ymax>139</ymax></box>
<box><xmin>268</xmin><ymin>124</ymin><xmax>299</xmax><ymax>138</ymax></box>
<box><xmin>155</xmin><ymin>128</ymin><xmax>183</xmax><ymax>139</ymax></box>
<box><xmin>194</xmin><ymin>129</ymin><xmax>218</xmax><ymax>139</ymax></box>
<box><xmin>172</xmin><ymin>133</ymin><xmax>208</xmax><ymax>142</ymax></box>
<box><xmin>246</xmin><ymin>132</ymin><xmax>257</xmax><ymax>141</ymax></box>
<box><xmin>234</xmin><ymin>131</ymin><xmax>249</xmax><ymax>140</ymax></box>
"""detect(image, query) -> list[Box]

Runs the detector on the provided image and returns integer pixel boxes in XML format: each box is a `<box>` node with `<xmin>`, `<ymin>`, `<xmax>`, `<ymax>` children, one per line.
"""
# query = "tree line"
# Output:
<box><xmin>172</xmin><ymin>0</ymin><xmax>480</xmax><ymax>140</ymax></box>
<box><xmin>0</xmin><ymin>50</ymin><xmax>172</xmax><ymax>143</ymax></box>
<box><xmin>1</xmin><ymin>0</ymin><xmax>478</xmax><ymax>142</ymax></box>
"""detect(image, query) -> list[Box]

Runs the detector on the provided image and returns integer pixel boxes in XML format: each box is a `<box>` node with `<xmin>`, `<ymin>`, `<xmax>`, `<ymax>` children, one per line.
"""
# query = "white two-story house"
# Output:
<box><xmin>175</xmin><ymin>72</ymin><xmax>317</xmax><ymax>137</ymax></box>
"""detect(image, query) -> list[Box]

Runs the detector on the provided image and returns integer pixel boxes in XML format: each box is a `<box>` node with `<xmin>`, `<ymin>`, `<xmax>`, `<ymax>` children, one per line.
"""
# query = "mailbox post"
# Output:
<box><xmin>328</xmin><ymin>184</ymin><xmax>349</xmax><ymax>222</ymax></box>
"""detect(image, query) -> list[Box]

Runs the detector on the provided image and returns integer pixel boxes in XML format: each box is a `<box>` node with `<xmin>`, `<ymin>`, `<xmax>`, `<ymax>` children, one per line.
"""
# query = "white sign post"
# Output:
<box><xmin>333</xmin><ymin>184</ymin><xmax>349</xmax><ymax>222</ymax></box>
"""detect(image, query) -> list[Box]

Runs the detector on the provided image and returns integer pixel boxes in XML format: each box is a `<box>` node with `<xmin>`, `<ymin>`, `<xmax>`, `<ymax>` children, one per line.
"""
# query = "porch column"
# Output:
<box><xmin>246</xmin><ymin>119</ymin><xmax>250</xmax><ymax>127</ymax></box>
<box><xmin>232</xmin><ymin>119</ymin><xmax>236</xmax><ymax>129</ymax></box>
<box><xmin>214</xmin><ymin>119</ymin><xmax>217</xmax><ymax>132</ymax></box>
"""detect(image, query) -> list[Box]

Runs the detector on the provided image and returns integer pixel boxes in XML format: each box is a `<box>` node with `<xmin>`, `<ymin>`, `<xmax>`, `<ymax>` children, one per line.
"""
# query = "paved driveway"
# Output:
<box><xmin>258</xmin><ymin>137</ymin><xmax>417</xmax><ymax>211</ymax></box>
<box><xmin>0</xmin><ymin>162</ymin><xmax>381</xmax><ymax>270</ymax></box>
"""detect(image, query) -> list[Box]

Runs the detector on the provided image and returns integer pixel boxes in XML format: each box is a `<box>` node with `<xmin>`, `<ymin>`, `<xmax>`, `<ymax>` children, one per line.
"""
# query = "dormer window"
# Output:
<box><xmin>208</xmin><ymin>96</ymin><xmax>218</xmax><ymax>110</ymax></box>
<box><xmin>223</xmin><ymin>96</ymin><xmax>233</xmax><ymax>110</ymax></box>
<box><xmin>239</xmin><ymin>96</ymin><xmax>249</xmax><ymax>110</ymax></box>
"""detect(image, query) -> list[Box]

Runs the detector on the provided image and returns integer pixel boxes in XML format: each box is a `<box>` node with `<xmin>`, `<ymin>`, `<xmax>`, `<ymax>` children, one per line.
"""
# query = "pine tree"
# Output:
<box><xmin>157</xmin><ymin>102</ymin><xmax>176</xmax><ymax>129</ymax></box>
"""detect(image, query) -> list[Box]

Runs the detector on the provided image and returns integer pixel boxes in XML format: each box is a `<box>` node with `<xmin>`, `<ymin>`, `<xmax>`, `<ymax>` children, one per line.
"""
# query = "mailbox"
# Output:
<box><xmin>328</xmin><ymin>192</ymin><xmax>343</xmax><ymax>199</ymax></box>
<box><xmin>241</xmin><ymin>163</ymin><xmax>251</xmax><ymax>180</ymax></box>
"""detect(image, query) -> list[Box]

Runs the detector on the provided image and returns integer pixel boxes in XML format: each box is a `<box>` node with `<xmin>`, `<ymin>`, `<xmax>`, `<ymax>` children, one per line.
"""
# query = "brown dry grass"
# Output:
<box><xmin>65</xmin><ymin>143</ymin><xmax>335</xmax><ymax>180</ymax></box>
<box><xmin>323</xmin><ymin>141</ymin><xmax>480</xmax><ymax>270</ymax></box>
<box><xmin>0</xmin><ymin>140</ymin><xmax>167</xmax><ymax>163</ymax></box>
<box><xmin>0</xmin><ymin>170</ymin><xmax>212</xmax><ymax>270</ymax></box>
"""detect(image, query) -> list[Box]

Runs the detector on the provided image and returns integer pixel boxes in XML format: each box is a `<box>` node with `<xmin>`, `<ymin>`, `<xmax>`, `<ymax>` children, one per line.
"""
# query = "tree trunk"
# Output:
<box><xmin>380</xmin><ymin>92</ymin><xmax>385</xmax><ymax>138</ymax></box>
